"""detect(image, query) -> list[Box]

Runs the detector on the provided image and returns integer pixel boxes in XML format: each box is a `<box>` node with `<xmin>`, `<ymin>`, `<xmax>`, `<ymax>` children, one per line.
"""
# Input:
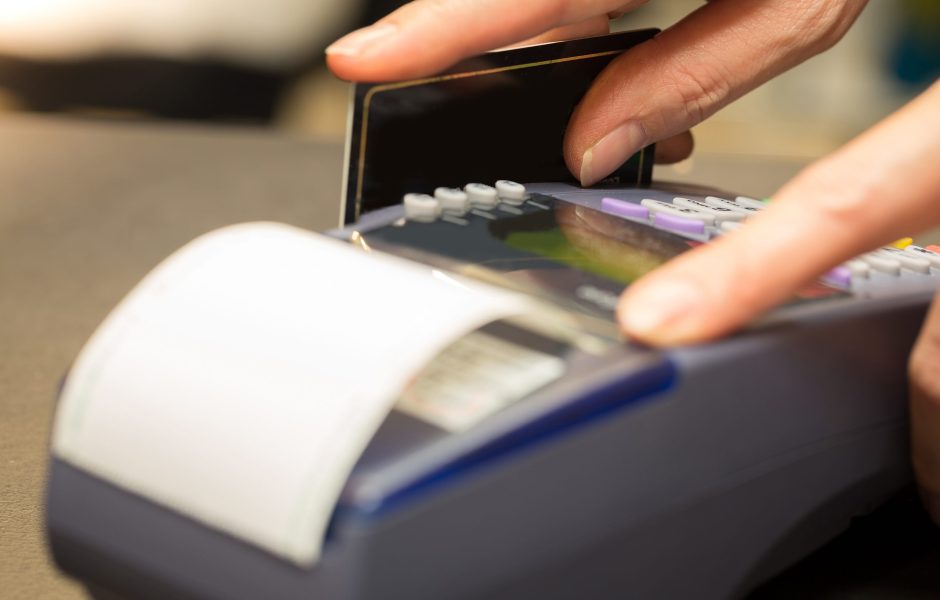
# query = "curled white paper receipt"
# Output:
<box><xmin>52</xmin><ymin>223</ymin><xmax>534</xmax><ymax>566</ymax></box>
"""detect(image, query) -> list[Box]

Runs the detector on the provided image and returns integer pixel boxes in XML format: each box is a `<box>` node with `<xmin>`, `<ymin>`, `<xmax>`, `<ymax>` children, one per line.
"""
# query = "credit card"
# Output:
<box><xmin>342</xmin><ymin>29</ymin><xmax>658</xmax><ymax>224</ymax></box>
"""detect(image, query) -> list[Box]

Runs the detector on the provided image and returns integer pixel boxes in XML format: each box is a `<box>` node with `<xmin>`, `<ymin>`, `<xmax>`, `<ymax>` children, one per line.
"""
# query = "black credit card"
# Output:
<box><xmin>342</xmin><ymin>29</ymin><xmax>659</xmax><ymax>224</ymax></box>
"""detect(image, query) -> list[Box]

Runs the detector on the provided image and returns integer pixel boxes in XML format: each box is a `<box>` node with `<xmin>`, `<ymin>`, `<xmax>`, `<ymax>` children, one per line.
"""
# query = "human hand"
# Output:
<box><xmin>616</xmin><ymin>82</ymin><xmax>940</xmax><ymax>522</ymax></box>
<box><xmin>325</xmin><ymin>0</ymin><xmax>940</xmax><ymax>520</ymax></box>
<box><xmin>327</xmin><ymin>0</ymin><xmax>867</xmax><ymax>180</ymax></box>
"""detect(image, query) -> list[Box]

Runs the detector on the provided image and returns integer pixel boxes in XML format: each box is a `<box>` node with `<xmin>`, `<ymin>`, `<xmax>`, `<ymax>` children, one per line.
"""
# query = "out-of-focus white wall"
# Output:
<box><xmin>0</xmin><ymin>0</ymin><xmax>360</xmax><ymax>68</ymax></box>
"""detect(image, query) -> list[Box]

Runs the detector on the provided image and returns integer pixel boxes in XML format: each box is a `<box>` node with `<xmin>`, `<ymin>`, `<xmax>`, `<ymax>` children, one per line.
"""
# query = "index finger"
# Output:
<box><xmin>617</xmin><ymin>81</ymin><xmax>940</xmax><ymax>345</ymax></box>
<box><xmin>326</xmin><ymin>0</ymin><xmax>647</xmax><ymax>82</ymax></box>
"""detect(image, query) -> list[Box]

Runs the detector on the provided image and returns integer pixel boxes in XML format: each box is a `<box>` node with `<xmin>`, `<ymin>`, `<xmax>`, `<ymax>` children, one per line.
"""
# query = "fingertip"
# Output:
<box><xmin>324</xmin><ymin>50</ymin><xmax>432</xmax><ymax>83</ymax></box>
<box><xmin>325</xmin><ymin>54</ymin><xmax>393</xmax><ymax>83</ymax></box>
<box><xmin>325</xmin><ymin>22</ymin><xmax>451</xmax><ymax>82</ymax></box>
<box><xmin>324</xmin><ymin>53</ymin><xmax>357</xmax><ymax>82</ymax></box>
<box><xmin>616</xmin><ymin>278</ymin><xmax>708</xmax><ymax>346</ymax></box>
<box><xmin>563</xmin><ymin>93</ymin><xmax>598</xmax><ymax>185</ymax></box>
<box><xmin>615</xmin><ymin>241</ymin><xmax>770</xmax><ymax>346</ymax></box>
<box><xmin>325</xmin><ymin>22</ymin><xmax>398</xmax><ymax>57</ymax></box>
<box><xmin>563</xmin><ymin>137</ymin><xmax>584</xmax><ymax>186</ymax></box>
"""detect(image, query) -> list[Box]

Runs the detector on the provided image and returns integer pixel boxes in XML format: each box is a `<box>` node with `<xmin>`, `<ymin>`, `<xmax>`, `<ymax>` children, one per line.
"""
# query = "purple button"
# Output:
<box><xmin>823</xmin><ymin>265</ymin><xmax>852</xmax><ymax>288</ymax></box>
<box><xmin>601</xmin><ymin>197</ymin><xmax>649</xmax><ymax>220</ymax></box>
<box><xmin>653</xmin><ymin>212</ymin><xmax>705</xmax><ymax>235</ymax></box>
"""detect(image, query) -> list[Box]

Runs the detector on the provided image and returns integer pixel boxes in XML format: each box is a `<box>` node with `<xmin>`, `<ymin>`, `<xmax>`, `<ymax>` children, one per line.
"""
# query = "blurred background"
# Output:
<box><xmin>0</xmin><ymin>0</ymin><xmax>936</xmax><ymax>162</ymax></box>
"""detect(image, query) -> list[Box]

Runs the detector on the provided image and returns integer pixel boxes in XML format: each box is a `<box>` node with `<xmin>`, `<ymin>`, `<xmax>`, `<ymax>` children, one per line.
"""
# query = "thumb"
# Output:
<box><xmin>565</xmin><ymin>0</ymin><xmax>865</xmax><ymax>185</ymax></box>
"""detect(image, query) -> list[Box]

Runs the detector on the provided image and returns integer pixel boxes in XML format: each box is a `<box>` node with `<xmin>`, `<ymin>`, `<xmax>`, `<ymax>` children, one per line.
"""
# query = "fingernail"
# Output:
<box><xmin>326</xmin><ymin>23</ymin><xmax>398</xmax><ymax>57</ymax></box>
<box><xmin>580</xmin><ymin>121</ymin><xmax>645</xmax><ymax>187</ymax></box>
<box><xmin>619</xmin><ymin>279</ymin><xmax>702</xmax><ymax>342</ymax></box>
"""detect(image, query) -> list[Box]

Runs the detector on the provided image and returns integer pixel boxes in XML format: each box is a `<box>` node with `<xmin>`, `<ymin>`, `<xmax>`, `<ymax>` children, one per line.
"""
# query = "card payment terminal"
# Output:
<box><xmin>44</xmin><ymin>31</ymin><xmax>936</xmax><ymax>600</ymax></box>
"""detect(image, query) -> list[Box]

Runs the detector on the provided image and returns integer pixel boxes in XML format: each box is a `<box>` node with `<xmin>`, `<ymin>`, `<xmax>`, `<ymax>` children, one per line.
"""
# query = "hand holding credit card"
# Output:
<box><xmin>341</xmin><ymin>30</ymin><xmax>657</xmax><ymax>223</ymax></box>
<box><xmin>328</xmin><ymin>1</ymin><xmax>940</xmax><ymax>522</ymax></box>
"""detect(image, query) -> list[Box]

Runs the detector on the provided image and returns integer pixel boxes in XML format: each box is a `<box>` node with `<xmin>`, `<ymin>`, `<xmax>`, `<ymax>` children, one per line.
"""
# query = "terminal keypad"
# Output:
<box><xmin>396</xmin><ymin>180</ymin><xmax>936</xmax><ymax>296</ymax></box>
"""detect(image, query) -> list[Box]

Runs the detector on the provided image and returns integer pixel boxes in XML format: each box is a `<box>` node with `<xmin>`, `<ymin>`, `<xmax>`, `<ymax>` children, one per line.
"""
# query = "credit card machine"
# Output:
<box><xmin>46</xmin><ymin>177</ymin><xmax>937</xmax><ymax>600</ymax></box>
<box><xmin>45</xmin><ymin>32</ymin><xmax>938</xmax><ymax>600</ymax></box>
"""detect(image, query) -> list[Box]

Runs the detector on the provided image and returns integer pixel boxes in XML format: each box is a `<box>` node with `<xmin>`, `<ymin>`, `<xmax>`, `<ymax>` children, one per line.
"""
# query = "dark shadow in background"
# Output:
<box><xmin>750</xmin><ymin>487</ymin><xmax>940</xmax><ymax>599</ymax></box>
<box><xmin>0</xmin><ymin>0</ymin><xmax>412</xmax><ymax>123</ymax></box>
<box><xmin>0</xmin><ymin>56</ymin><xmax>288</xmax><ymax>122</ymax></box>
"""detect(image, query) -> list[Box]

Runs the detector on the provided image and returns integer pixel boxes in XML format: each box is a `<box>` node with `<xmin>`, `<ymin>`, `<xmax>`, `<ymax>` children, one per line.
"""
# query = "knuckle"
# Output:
<box><xmin>789</xmin><ymin>157</ymin><xmax>885</xmax><ymax>234</ymax></box>
<box><xmin>779</xmin><ymin>0</ymin><xmax>864</xmax><ymax>54</ymax></box>
<box><xmin>658</xmin><ymin>54</ymin><xmax>733</xmax><ymax>127</ymax></box>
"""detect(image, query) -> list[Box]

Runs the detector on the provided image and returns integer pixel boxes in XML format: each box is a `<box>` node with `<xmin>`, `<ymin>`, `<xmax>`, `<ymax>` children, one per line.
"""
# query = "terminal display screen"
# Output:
<box><xmin>492</xmin><ymin>204</ymin><xmax>693</xmax><ymax>285</ymax></box>
<box><xmin>365</xmin><ymin>198</ymin><xmax>695</xmax><ymax>317</ymax></box>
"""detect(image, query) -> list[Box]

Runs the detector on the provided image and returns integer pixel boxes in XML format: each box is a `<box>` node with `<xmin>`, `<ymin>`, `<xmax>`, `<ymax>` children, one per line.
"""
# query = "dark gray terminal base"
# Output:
<box><xmin>47</xmin><ymin>295</ymin><xmax>924</xmax><ymax>600</ymax></box>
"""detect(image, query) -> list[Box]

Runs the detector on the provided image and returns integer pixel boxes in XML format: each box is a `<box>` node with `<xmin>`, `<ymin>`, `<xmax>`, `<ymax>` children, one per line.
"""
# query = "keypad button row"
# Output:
<box><xmin>598</xmin><ymin>194</ymin><xmax>935</xmax><ymax>293</ymax></box>
<box><xmin>822</xmin><ymin>244</ymin><xmax>940</xmax><ymax>290</ymax></box>
<box><xmin>601</xmin><ymin>195</ymin><xmax>764</xmax><ymax>237</ymax></box>
<box><xmin>403</xmin><ymin>181</ymin><xmax>532</xmax><ymax>222</ymax></box>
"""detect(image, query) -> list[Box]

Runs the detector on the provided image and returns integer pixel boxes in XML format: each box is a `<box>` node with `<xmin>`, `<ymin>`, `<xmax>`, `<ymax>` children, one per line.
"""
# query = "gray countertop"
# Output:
<box><xmin>0</xmin><ymin>114</ymin><xmax>342</xmax><ymax>599</ymax></box>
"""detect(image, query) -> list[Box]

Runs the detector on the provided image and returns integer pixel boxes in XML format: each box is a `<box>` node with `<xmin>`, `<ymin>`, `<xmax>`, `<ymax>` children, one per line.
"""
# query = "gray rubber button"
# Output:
<box><xmin>904</xmin><ymin>245</ymin><xmax>940</xmax><ymax>269</ymax></box>
<box><xmin>495</xmin><ymin>180</ymin><xmax>527</xmax><ymax>204</ymax></box>
<box><xmin>403</xmin><ymin>193</ymin><xmax>441</xmax><ymax>222</ymax></box>
<box><xmin>862</xmin><ymin>252</ymin><xmax>901</xmax><ymax>275</ymax></box>
<box><xmin>464</xmin><ymin>183</ymin><xmax>499</xmax><ymax>208</ymax></box>
<box><xmin>845</xmin><ymin>259</ymin><xmax>870</xmax><ymax>278</ymax></box>
<box><xmin>674</xmin><ymin>197</ymin><xmax>745</xmax><ymax>223</ymax></box>
<box><xmin>734</xmin><ymin>195</ymin><xmax>767</xmax><ymax>209</ymax></box>
<box><xmin>877</xmin><ymin>247</ymin><xmax>930</xmax><ymax>274</ymax></box>
<box><xmin>641</xmin><ymin>198</ymin><xmax>716</xmax><ymax>225</ymax></box>
<box><xmin>703</xmin><ymin>196</ymin><xmax>762</xmax><ymax>215</ymax></box>
<box><xmin>434</xmin><ymin>187</ymin><xmax>470</xmax><ymax>214</ymax></box>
